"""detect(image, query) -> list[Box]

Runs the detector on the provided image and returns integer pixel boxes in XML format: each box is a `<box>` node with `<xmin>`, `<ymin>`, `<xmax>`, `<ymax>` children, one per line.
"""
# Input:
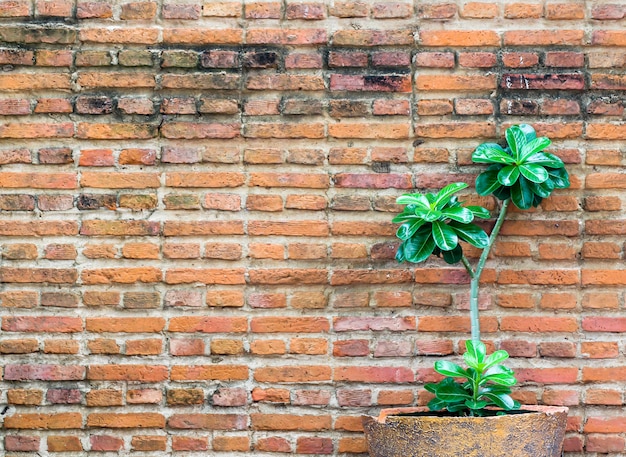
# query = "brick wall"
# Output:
<box><xmin>0</xmin><ymin>0</ymin><xmax>624</xmax><ymax>455</ymax></box>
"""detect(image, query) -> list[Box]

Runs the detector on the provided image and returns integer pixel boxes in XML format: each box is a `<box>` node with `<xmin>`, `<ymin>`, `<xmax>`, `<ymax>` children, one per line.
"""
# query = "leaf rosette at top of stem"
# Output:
<box><xmin>473</xmin><ymin>124</ymin><xmax>570</xmax><ymax>210</ymax></box>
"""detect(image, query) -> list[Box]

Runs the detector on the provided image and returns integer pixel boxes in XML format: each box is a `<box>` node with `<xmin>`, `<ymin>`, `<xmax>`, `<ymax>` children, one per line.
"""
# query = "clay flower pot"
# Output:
<box><xmin>362</xmin><ymin>405</ymin><xmax>568</xmax><ymax>457</ymax></box>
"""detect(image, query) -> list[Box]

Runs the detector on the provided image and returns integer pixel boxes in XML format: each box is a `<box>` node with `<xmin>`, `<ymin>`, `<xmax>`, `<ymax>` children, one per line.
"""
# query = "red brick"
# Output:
<box><xmin>252</xmin><ymin>413</ymin><xmax>331</xmax><ymax>431</ymax></box>
<box><xmin>5</xmin><ymin>435</ymin><xmax>41</xmax><ymax>451</ymax></box>
<box><xmin>168</xmin><ymin>413</ymin><xmax>246</xmax><ymax>431</ymax></box>
<box><xmin>247</xmin><ymin>28</ymin><xmax>327</xmax><ymax>45</ymax></box>
<box><xmin>36</xmin><ymin>0</ymin><xmax>73</xmax><ymax>17</ymax></box>
<box><xmin>334</xmin><ymin>366</ymin><xmax>414</xmax><ymax>383</ymax></box>
<box><xmin>461</xmin><ymin>2</ymin><xmax>499</xmax><ymax>18</ymax></box>
<box><xmin>504</xmin><ymin>2</ymin><xmax>542</xmax><ymax>18</ymax></box>
<box><xmin>172</xmin><ymin>436</ymin><xmax>208</xmax><ymax>451</ymax></box>
<box><xmin>420</xmin><ymin>30</ymin><xmax>499</xmax><ymax>46</ymax></box>
<box><xmin>592</xmin><ymin>4</ymin><xmax>625</xmax><ymax>20</ymax></box>
<box><xmin>162</xmin><ymin>4</ymin><xmax>200</xmax><ymax>19</ymax></box>
<box><xmin>504</xmin><ymin>30</ymin><xmax>584</xmax><ymax>46</ymax></box>
<box><xmin>87</xmin><ymin>413</ymin><xmax>165</xmax><ymax>429</ymax></box>
<box><xmin>4</xmin><ymin>364</ymin><xmax>85</xmax><ymax>381</ymax></box>
<box><xmin>77</xmin><ymin>2</ymin><xmax>112</xmax><ymax>18</ymax></box>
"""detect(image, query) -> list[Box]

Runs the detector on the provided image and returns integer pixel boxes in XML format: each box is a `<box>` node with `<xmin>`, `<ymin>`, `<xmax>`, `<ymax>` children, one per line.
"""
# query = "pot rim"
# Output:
<box><xmin>375</xmin><ymin>404</ymin><xmax>569</xmax><ymax>424</ymax></box>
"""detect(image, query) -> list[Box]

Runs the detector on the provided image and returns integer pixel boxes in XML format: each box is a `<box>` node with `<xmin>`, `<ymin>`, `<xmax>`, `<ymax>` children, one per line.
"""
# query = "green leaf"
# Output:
<box><xmin>511</xmin><ymin>177</ymin><xmax>534</xmax><ymax>209</ymax></box>
<box><xmin>436</xmin><ymin>382</ymin><xmax>472</xmax><ymax>402</ymax></box>
<box><xmin>442</xmin><ymin>244</ymin><xmax>463</xmax><ymax>264</ymax></box>
<box><xmin>431</xmin><ymin>221</ymin><xmax>458</xmax><ymax>251</ymax></box>
<box><xmin>525</xmin><ymin>152</ymin><xmax>564</xmax><ymax>168</ymax></box>
<box><xmin>441</xmin><ymin>206</ymin><xmax>474</xmax><ymax>224</ymax></box>
<box><xmin>517</xmin><ymin>123</ymin><xmax>537</xmax><ymax>142</ymax></box>
<box><xmin>547</xmin><ymin>167</ymin><xmax>570</xmax><ymax>189</ymax></box>
<box><xmin>475</xmin><ymin>167</ymin><xmax>503</xmax><ymax>196</ymax></box>
<box><xmin>463</xmin><ymin>340</ymin><xmax>487</xmax><ymax>370</ymax></box>
<box><xmin>465</xmin><ymin>399</ymin><xmax>489</xmax><ymax>410</ymax></box>
<box><xmin>395</xmin><ymin>219</ymin><xmax>426</xmax><ymax>240</ymax></box>
<box><xmin>528</xmin><ymin>179</ymin><xmax>554</xmax><ymax>199</ymax></box>
<box><xmin>402</xmin><ymin>233</ymin><xmax>436</xmax><ymax>264</ymax></box>
<box><xmin>395</xmin><ymin>243</ymin><xmax>405</xmax><ymax>262</ymax></box>
<box><xmin>448</xmin><ymin>221</ymin><xmax>489</xmax><ymax>249</ymax></box>
<box><xmin>392</xmin><ymin>214</ymin><xmax>425</xmax><ymax>225</ymax></box>
<box><xmin>519</xmin><ymin>136</ymin><xmax>551</xmax><ymax>162</ymax></box>
<box><xmin>498</xmin><ymin>165</ymin><xmax>521</xmax><ymax>186</ymax></box>
<box><xmin>465</xmin><ymin>205</ymin><xmax>491</xmax><ymax>219</ymax></box>
<box><xmin>472</xmin><ymin>143</ymin><xmax>515</xmax><ymax>165</ymax></box>
<box><xmin>481</xmin><ymin>392</ymin><xmax>518</xmax><ymax>410</ymax></box>
<box><xmin>519</xmin><ymin>163</ymin><xmax>548</xmax><ymax>183</ymax></box>
<box><xmin>483</xmin><ymin>365</ymin><xmax>518</xmax><ymax>386</ymax></box>
<box><xmin>427</xmin><ymin>397</ymin><xmax>449</xmax><ymax>411</ymax></box>
<box><xmin>423</xmin><ymin>209</ymin><xmax>443</xmax><ymax>222</ymax></box>
<box><xmin>424</xmin><ymin>383</ymin><xmax>437</xmax><ymax>394</ymax></box>
<box><xmin>434</xmin><ymin>360</ymin><xmax>468</xmax><ymax>379</ymax></box>
<box><xmin>492</xmin><ymin>185</ymin><xmax>511</xmax><ymax>202</ymax></box>
<box><xmin>483</xmin><ymin>350</ymin><xmax>510</xmax><ymax>370</ymax></box>
<box><xmin>505</xmin><ymin>125</ymin><xmax>527</xmax><ymax>161</ymax></box>
<box><xmin>432</xmin><ymin>182</ymin><xmax>469</xmax><ymax>210</ymax></box>
<box><xmin>396</xmin><ymin>193</ymin><xmax>431</xmax><ymax>210</ymax></box>
<box><xmin>447</xmin><ymin>403</ymin><xmax>471</xmax><ymax>413</ymax></box>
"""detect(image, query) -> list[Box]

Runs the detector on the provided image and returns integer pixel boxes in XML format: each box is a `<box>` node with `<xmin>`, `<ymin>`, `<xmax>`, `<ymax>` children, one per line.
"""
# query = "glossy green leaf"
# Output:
<box><xmin>431</xmin><ymin>221</ymin><xmax>458</xmax><ymax>251</ymax></box>
<box><xmin>525</xmin><ymin>152</ymin><xmax>564</xmax><ymax>168</ymax></box>
<box><xmin>483</xmin><ymin>365</ymin><xmax>518</xmax><ymax>386</ymax></box>
<box><xmin>424</xmin><ymin>382</ymin><xmax>437</xmax><ymax>394</ymax></box>
<box><xmin>436</xmin><ymin>382</ymin><xmax>472</xmax><ymax>402</ymax></box>
<box><xmin>465</xmin><ymin>399</ymin><xmax>489</xmax><ymax>410</ymax></box>
<box><xmin>519</xmin><ymin>136</ymin><xmax>551</xmax><ymax>162</ymax></box>
<box><xmin>481</xmin><ymin>392</ymin><xmax>518</xmax><ymax>410</ymax></box>
<box><xmin>447</xmin><ymin>403</ymin><xmax>472</xmax><ymax>413</ymax></box>
<box><xmin>547</xmin><ymin>167</ymin><xmax>570</xmax><ymax>188</ymax></box>
<box><xmin>465</xmin><ymin>205</ymin><xmax>491</xmax><ymax>219</ymax></box>
<box><xmin>441</xmin><ymin>206</ymin><xmax>474</xmax><ymax>224</ymax></box>
<box><xmin>395</xmin><ymin>243</ymin><xmax>405</xmax><ymax>262</ymax></box>
<box><xmin>392</xmin><ymin>213</ymin><xmax>420</xmax><ymax>224</ymax></box>
<box><xmin>448</xmin><ymin>221</ymin><xmax>489</xmax><ymax>249</ymax></box>
<box><xmin>528</xmin><ymin>179</ymin><xmax>554</xmax><ymax>199</ymax></box>
<box><xmin>475</xmin><ymin>167</ymin><xmax>503</xmax><ymax>196</ymax></box>
<box><xmin>423</xmin><ymin>209</ymin><xmax>443</xmax><ymax>222</ymax></box>
<box><xmin>395</xmin><ymin>219</ymin><xmax>426</xmax><ymax>240</ymax></box>
<box><xmin>505</xmin><ymin>125</ymin><xmax>526</xmax><ymax>161</ymax></box>
<box><xmin>463</xmin><ymin>340</ymin><xmax>487</xmax><ymax>370</ymax></box>
<box><xmin>396</xmin><ymin>193</ymin><xmax>431</xmax><ymax>210</ymax></box>
<box><xmin>402</xmin><ymin>233</ymin><xmax>436</xmax><ymax>263</ymax></box>
<box><xmin>492</xmin><ymin>185</ymin><xmax>511</xmax><ymax>202</ymax></box>
<box><xmin>442</xmin><ymin>244</ymin><xmax>463</xmax><ymax>264</ymax></box>
<box><xmin>427</xmin><ymin>397</ymin><xmax>449</xmax><ymax>411</ymax></box>
<box><xmin>483</xmin><ymin>350</ymin><xmax>510</xmax><ymax>371</ymax></box>
<box><xmin>433</xmin><ymin>182</ymin><xmax>469</xmax><ymax>210</ymax></box>
<box><xmin>498</xmin><ymin>165</ymin><xmax>521</xmax><ymax>186</ymax></box>
<box><xmin>434</xmin><ymin>360</ymin><xmax>468</xmax><ymax>378</ymax></box>
<box><xmin>511</xmin><ymin>176</ymin><xmax>534</xmax><ymax>209</ymax></box>
<box><xmin>472</xmin><ymin>143</ymin><xmax>515</xmax><ymax>164</ymax></box>
<box><xmin>519</xmin><ymin>163</ymin><xmax>548</xmax><ymax>183</ymax></box>
<box><xmin>517</xmin><ymin>123</ymin><xmax>537</xmax><ymax>142</ymax></box>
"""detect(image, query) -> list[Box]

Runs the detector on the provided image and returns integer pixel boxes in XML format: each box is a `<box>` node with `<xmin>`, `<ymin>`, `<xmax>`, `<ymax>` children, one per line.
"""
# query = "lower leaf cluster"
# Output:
<box><xmin>425</xmin><ymin>341</ymin><xmax>521</xmax><ymax>417</ymax></box>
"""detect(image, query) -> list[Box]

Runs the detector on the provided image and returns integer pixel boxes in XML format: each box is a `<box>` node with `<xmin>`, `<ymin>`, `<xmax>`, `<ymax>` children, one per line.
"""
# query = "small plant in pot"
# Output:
<box><xmin>362</xmin><ymin>124</ymin><xmax>571</xmax><ymax>457</ymax></box>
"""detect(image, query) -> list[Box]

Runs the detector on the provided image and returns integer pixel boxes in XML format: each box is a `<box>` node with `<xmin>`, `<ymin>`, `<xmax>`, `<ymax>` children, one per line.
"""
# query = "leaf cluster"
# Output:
<box><xmin>473</xmin><ymin>124</ymin><xmax>569</xmax><ymax>209</ymax></box>
<box><xmin>425</xmin><ymin>341</ymin><xmax>520</xmax><ymax>416</ymax></box>
<box><xmin>393</xmin><ymin>182</ymin><xmax>490</xmax><ymax>265</ymax></box>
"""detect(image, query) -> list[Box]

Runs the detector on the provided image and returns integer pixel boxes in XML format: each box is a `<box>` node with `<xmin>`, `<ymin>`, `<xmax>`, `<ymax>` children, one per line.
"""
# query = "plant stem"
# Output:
<box><xmin>468</xmin><ymin>199</ymin><xmax>511</xmax><ymax>343</ymax></box>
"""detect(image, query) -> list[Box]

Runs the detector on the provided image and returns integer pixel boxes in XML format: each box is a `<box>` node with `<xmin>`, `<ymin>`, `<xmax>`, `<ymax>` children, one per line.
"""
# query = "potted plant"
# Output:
<box><xmin>362</xmin><ymin>124</ymin><xmax>570</xmax><ymax>457</ymax></box>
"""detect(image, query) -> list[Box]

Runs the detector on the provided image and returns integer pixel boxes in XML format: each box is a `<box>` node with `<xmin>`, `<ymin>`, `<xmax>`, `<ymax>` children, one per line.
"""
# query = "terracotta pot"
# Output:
<box><xmin>362</xmin><ymin>405</ymin><xmax>568</xmax><ymax>457</ymax></box>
